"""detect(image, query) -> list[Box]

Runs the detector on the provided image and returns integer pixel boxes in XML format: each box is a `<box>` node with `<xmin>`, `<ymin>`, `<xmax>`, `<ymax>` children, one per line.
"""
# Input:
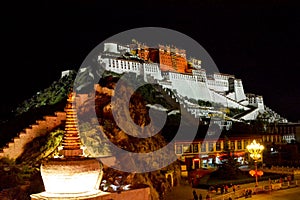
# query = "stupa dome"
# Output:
<box><xmin>41</xmin><ymin>158</ymin><xmax>102</xmax><ymax>194</ymax></box>
<box><xmin>31</xmin><ymin>90</ymin><xmax>106</xmax><ymax>199</ymax></box>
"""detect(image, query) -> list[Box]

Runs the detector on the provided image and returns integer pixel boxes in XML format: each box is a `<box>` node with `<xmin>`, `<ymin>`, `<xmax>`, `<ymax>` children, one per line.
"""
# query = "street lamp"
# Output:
<box><xmin>246</xmin><ymin>139</ymin><xmax>264</xmax><ymax>187</ymax></box>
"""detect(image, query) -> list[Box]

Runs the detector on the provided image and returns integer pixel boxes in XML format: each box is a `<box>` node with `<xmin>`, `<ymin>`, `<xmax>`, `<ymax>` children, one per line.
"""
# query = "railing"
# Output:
<box><xmin>263</xmin><ymin>166</ymin><xmax>300</xmax><ymax>175</ymax></box>
<box><xmin>209</xmin><ymin>179</ymin><xmax>298</xmax><ymax>200</ymax></box>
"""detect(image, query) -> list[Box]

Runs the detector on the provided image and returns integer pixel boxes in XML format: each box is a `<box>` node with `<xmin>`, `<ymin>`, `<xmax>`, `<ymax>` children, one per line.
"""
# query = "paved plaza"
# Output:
<box><xmin>166</xmin><ymin>180</ymin><xmax>300</xmax><ymax>200</ymax></box>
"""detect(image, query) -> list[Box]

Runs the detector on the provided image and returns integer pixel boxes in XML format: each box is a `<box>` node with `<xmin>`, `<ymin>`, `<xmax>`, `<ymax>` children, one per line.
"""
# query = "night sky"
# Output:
<box><xmin>1</xmin><ymin>0</ymin><xmax>299</xmax><ymax>122</ymax></box>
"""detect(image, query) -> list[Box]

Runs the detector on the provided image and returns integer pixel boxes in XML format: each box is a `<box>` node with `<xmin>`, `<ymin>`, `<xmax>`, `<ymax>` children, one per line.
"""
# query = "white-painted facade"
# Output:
<box><xmin>101</xmin><ymin>58</ymin><xmax>142</xmax><ymax>76</ymax></box>
<box><xmin>103</xmin><ymin>43</ymin><xmax>130</xmax><ymax>54</ymax></box>
<box><xmin>65</xmin><ymin>42</ymin><xmax>288</xmax><ymax>122</ymax></box>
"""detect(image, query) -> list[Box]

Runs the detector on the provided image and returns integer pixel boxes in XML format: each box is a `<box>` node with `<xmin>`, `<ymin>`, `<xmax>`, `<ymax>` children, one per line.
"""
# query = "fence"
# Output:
<box><xmin>210</xmin><ymin>179</ymin><xmax>298</xmax><ymax>200</ymax></box>
<box><xmin>263</xmin><ymin>166</ymin><xmax>300</xmax><ymax>176</ymax></box>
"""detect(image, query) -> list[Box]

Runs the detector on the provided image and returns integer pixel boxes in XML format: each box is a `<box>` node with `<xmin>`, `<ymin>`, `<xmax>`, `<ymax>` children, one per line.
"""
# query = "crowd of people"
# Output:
<box><xmin>193</xmin><ymin>190</ymin><xmax>208</xmax><ymax>200</ymax></box>
<box><xmin>192</xmin><ymin>183</ymin><xmax>242</xmax><ymax>200</ymax></box>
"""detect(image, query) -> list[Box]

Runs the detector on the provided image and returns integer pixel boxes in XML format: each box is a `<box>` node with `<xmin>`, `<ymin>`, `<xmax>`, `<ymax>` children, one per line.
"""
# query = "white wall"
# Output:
<box><xmin>102</xmin><ymin>58</ymin><xmax>142</xmax><ymax>75</ymax></box>
<box><xmin>168</xmin><ymin>72</ymin><xmax>212</xmax><ymax>101</ymax></box>
<box><xmin>143</xmin><ymin>63</ymin><xmax>163</xmax><ymax>81</ymax></box>
<box><xmin>234</xmin><ymin>79</ymin><xmax>247</xmax><ymax>102</ymax></box>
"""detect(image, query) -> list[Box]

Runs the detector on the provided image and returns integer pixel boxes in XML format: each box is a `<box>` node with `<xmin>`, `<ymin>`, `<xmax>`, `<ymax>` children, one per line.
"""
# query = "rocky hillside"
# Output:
<box><xmin>76</xmin><ymin>73</ymin><xmax>182</xmax><ymax>199</ymax></box>
<box><xmin>0</xmin><ymin>71</ymin><xmax>183</xmax><ymax>200</ymax></box>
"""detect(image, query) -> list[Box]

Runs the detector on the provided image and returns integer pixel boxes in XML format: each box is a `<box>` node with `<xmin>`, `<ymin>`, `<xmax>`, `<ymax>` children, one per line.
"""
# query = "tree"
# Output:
<box><xmin>211</xmin><ymin>136</ymin><xmax>243</xmax><ymax>180</ymax></box>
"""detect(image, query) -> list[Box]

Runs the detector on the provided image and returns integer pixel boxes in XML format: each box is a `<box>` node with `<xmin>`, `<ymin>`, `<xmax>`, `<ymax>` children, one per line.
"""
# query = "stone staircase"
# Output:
<box><xmin>0</xmin><ymin>111</ymin><xmax>66</xmax><ymax>160</ymax></box>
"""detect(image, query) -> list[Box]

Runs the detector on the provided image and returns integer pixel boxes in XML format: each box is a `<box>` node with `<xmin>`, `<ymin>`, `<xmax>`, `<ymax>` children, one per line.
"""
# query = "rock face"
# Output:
<box><xmin>76</xmin><ymin>75</ymin><xmax>182</xmax><ymax>200</ymax></box>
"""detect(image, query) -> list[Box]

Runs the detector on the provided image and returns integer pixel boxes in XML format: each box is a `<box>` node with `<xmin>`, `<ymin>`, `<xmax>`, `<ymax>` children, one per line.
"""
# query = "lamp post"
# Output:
<box><xmin>246</xmin><ymin>139</ymin><xmax>264</xmax><ymax>187</ymax></box>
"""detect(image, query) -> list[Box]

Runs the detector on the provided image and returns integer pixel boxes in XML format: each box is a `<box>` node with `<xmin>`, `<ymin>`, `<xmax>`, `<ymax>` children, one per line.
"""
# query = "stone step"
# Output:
<box><xmin>2</xmin><ymin>147</ymin><xmax>9</xmax><ymax>152</ymax></box>
<box><xmin>24</xmin><ymin>127</ymin><xmax>32</xmax><ymax>134</ymax></box>
<box><xmin>55</xmin><ymin>111</ymin><xmax>66</xmax><ymax>118</ymax></box>
<box><xmin>0</xmin><ymin>111</ymin><xmax>66</xmax><ymax>159</ymax></box>
<box><xmin>36</xmin><ymin>119</ymin><xmax>46</xmax><ymax>124</ymax></box>
<box><xmin>8</xmin><ymin>142</ymin><xmax>14</xmax><ymax>147</ymax></box>
<box><xmin>19</xmin><ymin>132</ymin><xmax>27</xmax><ymax>138</ymax></box>
<box><xmin>13</xmin><ymin>137</ymin><xmax>20</xmax><ymax>143</ymax></box>
<box><xmin>30</xmin><ymin>124</ymin><xmax>39</xmax><ymax>129</ymax></box>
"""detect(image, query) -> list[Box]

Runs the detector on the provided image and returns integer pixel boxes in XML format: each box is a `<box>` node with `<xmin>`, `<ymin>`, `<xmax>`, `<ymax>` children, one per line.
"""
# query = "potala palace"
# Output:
<box><xmin>65</xmin><ymin>41</ymin><xmax>288</xmax><ymax>125</ymax></box>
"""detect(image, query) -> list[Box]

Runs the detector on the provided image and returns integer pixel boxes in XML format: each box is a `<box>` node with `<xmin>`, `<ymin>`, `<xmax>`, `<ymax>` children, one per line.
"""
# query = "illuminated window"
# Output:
<box><xmin>193</xmin><ymin>144</ymin><xmax>199</xmax><ymax>153</ymax></box>
<box><xmin>237</xmin><ymin>140</ymin><xmax>242</xmax><ymax>149</ymax></box>
<box><xmin>201</xmin><ymin>143</ymin><xmax>206</xmax><ymax>152</ymax></box>
<box><xmin>209</xmin><ymin>142</ymin><xmax>214</xmax><ymax>152</ymax></box>
<box><xmin>216</xmin><ymin>142</ymin><xmax>221</xmax><ymax>151</ymax></box>
<box><xmin>183</xmin><ymin>145</ymin><xmax>192</xmax><ymax>153</ymax></box>
<box><xmin>224</xmin><ymin>141</ymin><xmax>230</xmax><ymax>150</ymax></box>
<box><xmin>244</xmin><ymin>140</ymin><xmax>248</xmax><ymax>149</ymax></box>
<box><xmin>175</xmin><ymin>145</ymin><xmax>182</xmax><ymax>154</ymax></box>
<box><xmin>231</xmin><ymin>141</ymin><xmax>235</xmax><ymax>150</ymax></box>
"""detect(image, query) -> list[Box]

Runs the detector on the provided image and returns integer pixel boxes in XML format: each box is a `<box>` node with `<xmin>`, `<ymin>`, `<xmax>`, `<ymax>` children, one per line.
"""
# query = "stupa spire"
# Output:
<box><xmin>60</xmin><ymin>89</ymin><xmax>83</xmax><ymax>157</ymax></box>
<box><xmin>30</xmin><ymin>89</ymin><xmax>105</xmax><ymax>199</ymax></box>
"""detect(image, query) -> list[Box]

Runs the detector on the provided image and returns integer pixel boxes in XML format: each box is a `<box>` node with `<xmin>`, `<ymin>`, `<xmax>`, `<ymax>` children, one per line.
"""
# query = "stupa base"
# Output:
<box><xmin>30</xmin><ymin>190</ymin><xmax>110</xmax><ymax>200</ymax></box>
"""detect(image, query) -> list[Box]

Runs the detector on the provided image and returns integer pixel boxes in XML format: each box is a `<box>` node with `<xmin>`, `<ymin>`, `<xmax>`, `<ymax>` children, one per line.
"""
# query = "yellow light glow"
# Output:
<box><xmin>42</xmin><ymin>171</ymin><xmax>100</xmax><ymax>194</ymax></box>
<box><xmin>41</xmin><ymin>158</ymin><xmax>102</xmax><ymax>194</ymax></box>
<box><xmin>246</xmin><ymin>140</ymin><xmax>264</xmax><ymax>161</ymax></box>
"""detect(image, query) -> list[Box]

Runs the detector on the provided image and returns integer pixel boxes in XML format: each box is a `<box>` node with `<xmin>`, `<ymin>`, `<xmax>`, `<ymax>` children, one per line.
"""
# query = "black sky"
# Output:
<box><xmin>1</xmin><ymin>0</ymin><xmax>299</xmax><ymax>122</ymax></box>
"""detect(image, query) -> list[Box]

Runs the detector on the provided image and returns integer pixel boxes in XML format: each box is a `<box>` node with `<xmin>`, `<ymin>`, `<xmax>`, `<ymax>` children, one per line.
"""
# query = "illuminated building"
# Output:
<box><xmin>97</xmin><ymin>41</ymin><xmax>288</xmax><ymax>123</ymax></box>
<box><xmin>174</xmin><ymin>123</ymin><xmax>295</xmax><ymax>171</ymax></box>
<box><xmin>30</xmin><ymin>91</ymin><xmax>108</xmax><ymax>200</ymax></box>
<box><xmin>175</xmin><ymin>134</ymin><xmax>263</xmax><ymax>171</ymax></box>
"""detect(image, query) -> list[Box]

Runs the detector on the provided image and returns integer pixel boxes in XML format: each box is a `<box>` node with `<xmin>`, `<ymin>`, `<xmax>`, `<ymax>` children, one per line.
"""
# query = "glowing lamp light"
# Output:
<box><xmin>249</xmin><ymin>170</ymin><xmax>255</xmax><ymax>176</ymax></box>
<box><xmin>249</xmin><ymin>170</ymin><xmax>263</xmax><ymax>177</ymax></box>
<box><xmin>246</xmin><ymin>139</ymin><xmax>264</xmax><ymax>186</ymax></box>
<box><xmin>246</xmin><ymin>140</ymin><xmax>264</xmax><ymax>161</ymax></box>
<box><xmin>257</xmin><ymin>170</ymin><xmax>263</xmax><ymax>176</ymax></box>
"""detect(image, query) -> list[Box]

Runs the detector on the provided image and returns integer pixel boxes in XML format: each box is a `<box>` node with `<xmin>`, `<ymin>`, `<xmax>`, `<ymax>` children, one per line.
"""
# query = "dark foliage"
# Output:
<box><xmin>0</xmin><ymin>72</ymin><xmax>75</xmax><ymax>148</ymax></box>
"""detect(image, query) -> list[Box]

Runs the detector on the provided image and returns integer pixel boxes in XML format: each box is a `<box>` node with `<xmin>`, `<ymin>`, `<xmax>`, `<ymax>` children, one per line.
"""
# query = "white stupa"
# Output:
<box><xmin>30</xmin><ymin>90</ymin><xmax>109</xmax><ymax>200</ymax></box>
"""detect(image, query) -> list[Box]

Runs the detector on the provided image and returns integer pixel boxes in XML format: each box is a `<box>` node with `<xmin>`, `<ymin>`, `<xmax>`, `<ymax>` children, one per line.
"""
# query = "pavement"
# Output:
<box><xmin>237</xmin><ymin>187</ymin><xmax>300</xmax><ymax>200</ymax></box>
<box><xmin>165</xmin><ymin>179</ymin><xmax>300</xmax><ymax>200</ymax></box>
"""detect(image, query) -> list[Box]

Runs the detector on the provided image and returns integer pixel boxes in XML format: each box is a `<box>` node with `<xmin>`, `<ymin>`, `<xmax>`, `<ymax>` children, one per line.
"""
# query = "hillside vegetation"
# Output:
<box><xmin>0</xmin><ymin>71</ymin><xmax>76</xmax><ymax>148</ymax></box>
<box><xmin>0</xmin><ymin>71</ymin><xmax>183</xmax><ymax>200</ymax></box>
<box><xmin>0</xmin><ymin>67</ymin><xmax>268</xmax><ymax>200</ymax></box>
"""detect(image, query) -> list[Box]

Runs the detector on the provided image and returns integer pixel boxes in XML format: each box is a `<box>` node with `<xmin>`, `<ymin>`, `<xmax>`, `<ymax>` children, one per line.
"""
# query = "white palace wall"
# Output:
<box><xmin>168</xmin><ymin>72</ymin><xmax>212</xmax><ymax>101</ymax></box>
<box><xmin>143</xmin><ymin>63</ymin><xmax>163</xmax><ymax>81</ymax></box>
<box><xmin>234</xmin><ymin>79</ymin><xmax>247</xmax><ymax>102</ymax></box>
<box><xmin>102</xmin><ymin>58</ymin><xmax>142</xmax><ymax>75</ymax></box>
<box><xmin>99</xmin><ymin>54</ymin><xmax>252</xmax><ymax>112</ymax></box>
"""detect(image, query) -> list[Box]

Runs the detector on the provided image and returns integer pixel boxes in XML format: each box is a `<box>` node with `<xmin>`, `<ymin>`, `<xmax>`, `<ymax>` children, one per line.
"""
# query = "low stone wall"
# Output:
<box><xmin>263</xmin><ymin>166</ymin><xmax>300</xmax><ymax>175</ymax></box>
<box><xmin>103</xmin><ymin>187</ymin><xmax>151</xmax><ymax>200</ymax></box>
<box><xmin>213</xmin><ymin>180</ymin><xmax>298</xmax><ymax>200</ymax></box>
<box><xmin>271</xmin><ymin>183</ymin><xmax>282</xmax><ymax>190</ymax></box>
<box><xmin>30</xmin><ymin>188</ymin><xmax>151</xmax><ymax>200</ymax></box>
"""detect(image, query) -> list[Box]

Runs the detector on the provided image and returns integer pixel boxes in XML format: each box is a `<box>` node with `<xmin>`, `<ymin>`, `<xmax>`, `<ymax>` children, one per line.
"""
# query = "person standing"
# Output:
<box><xmin>244</xmin><ymin>189</ymin><xmax>248</xmax><ymax>198</ymax></box>
<box><xmin>199</xmin><ymin>193</ymin><xmax>202</xmax><ymax>200</ymax></box>
<box><xmin>225</xmin><ymin>184</ymin><xmax>229</xmax><ymax>193</ymax></box>
<box><xmin>206</xmin><ymin>193</ymin><xmax>210</xmax><ymax>200</ymax></box>
<box><xmin>193</xmin><ymin>190</ymin><xmax>198</xmax><ymax>200</ymax></box>
<box><xmin>221</xmin><ymin>185</ymin><xmax>224</xmax><ymax>194</ymax></box>
<box><xmin>232</xmin><ymin>184</ymin><xmax>236</xmax><ymax>193</ymax></box>
<box><xmin>248</xmin><ymin>189</ymin><xmax>252</xmax><ymax>197</ymax></box>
